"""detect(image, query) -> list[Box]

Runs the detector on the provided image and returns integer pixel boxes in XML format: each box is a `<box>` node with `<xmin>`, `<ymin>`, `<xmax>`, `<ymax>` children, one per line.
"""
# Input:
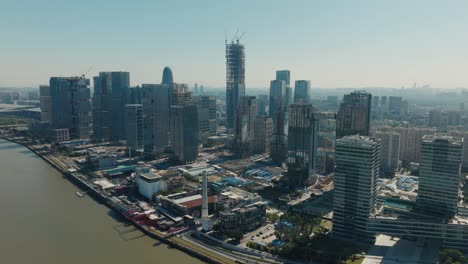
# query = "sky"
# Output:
<box><xmin>1</xmin><ymin>0</ymin><xmax>468</xmax><ymax>88</ymax></box>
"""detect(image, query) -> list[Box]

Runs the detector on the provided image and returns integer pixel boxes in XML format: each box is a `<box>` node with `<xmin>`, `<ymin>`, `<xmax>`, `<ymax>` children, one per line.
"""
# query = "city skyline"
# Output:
<box><xmin>2</xmin><ymin>0</ymin><xmax>468</xmax><ymax>88</ymax></box>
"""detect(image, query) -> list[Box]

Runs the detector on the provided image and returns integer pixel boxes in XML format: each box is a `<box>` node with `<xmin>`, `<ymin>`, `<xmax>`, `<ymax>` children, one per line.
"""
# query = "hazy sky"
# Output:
<box><xmin>1</xmin><ymin>0</ymin><xmax>468</xmax><ymax>88</ymax></box>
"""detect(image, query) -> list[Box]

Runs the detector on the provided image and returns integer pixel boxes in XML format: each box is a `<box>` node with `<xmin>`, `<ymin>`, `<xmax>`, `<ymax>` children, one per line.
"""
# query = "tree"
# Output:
<box><xmin>439</xmin><ymin>249</ymin><xmax>467</xmax><ymax>264</ymax></box>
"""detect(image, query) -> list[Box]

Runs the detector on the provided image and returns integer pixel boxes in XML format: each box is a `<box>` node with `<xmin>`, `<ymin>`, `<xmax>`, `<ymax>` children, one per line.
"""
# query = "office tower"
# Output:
<box><xmin>49</xmin><ymin>76</ymin><xmax>91</xmax><ymax>139</ymax></box>
<box><xmin>142</xmin><ymin>84</ymin><xmax>171</xmax><ymax>154</ymax></box>
<box><xmin>225</xmin><ymin>39</ymin><xmax>245</xmax><ymax>131</ymax></box>
<box><xmin>92</xmin><ymin>71</ymin><xmax>130</xmax><ymax>141</ymax></box>
<box><xmin>374</xmin><ymin>131</ymin><xmax>400</xmax><ymax>177</ymax></box>
<box><xmin>380</xmin><ymin>96</ymin><xmax>388</xmax><ymax>114</ymax></box>
<box><xmin>39</xmin><ymin>85</ymin><xmax>51</xmax><ymax>123</ymax></box>
<box><xmin>237</xmin><ymin>96</ymin><xmax>257</xmax><ymax>141</ymax></box>
<box><xmin>269</xmin><ymin>80</ymin><xmax>287</xmax><ymax>133</ymax></box>
<box><xmin>336</xmin><ymin>91</ymin><xmax>372</xmax><ymax>138</ymax></box>
<box><xmin>170</xmin><ymin>104</ymin><xmax>199</xmax><ymax>163</ymax></box>
<box><xmin>417</xmin><ymin>135</ymin><xmax>463</xmax><ymax>217</ymax></box>
<box><xmin>256</xmin><ymin>94</ymin><xmax>268</xmax><ymax>116</ymax></box>
<box><xmin>388</xmin><ymin>96</ymin><xmax>403</xmax><ymax>115</ymax></box>
<box><xmin>171</xmin><ymin>83</ymin><xmax>192</xmax><ymax>106</ymax></box>
<box><xmin>125</xmin><ymin>104</ymin><xmax>144</xmax><ymax>153</ymax></box>
<box><xmin>276</xmin><ymin>70</ymin><xmax>292</xmax><ymax>109</ymax></box>
<box><xmin>287</xmin><ymin>104</ymin><xmax>319</xmax><ymax>188</ymax></box>
<box><xmin>333</xmin><ymin>135</ymin><xmax>380</xmax><ymax>243</ymax></box>
<box><xmin>375</xmin><ymin>126</ymin><xmax>436</xmax><ymax>164</ymax></box>
<box><xmin>161</xmin><ymin>66</ymin><xmax>174</xmax><ymax>85</ymax></box>
<box><xmin>195</xmin><ymin>96</ymin><xmax>217</xmax><ymax>142</ymax></box>
<box><xmin>372</xmin><ymin>96</ymin><xmax>379</xmax><ymax>110</ymax></box>
<box><xmin>233</xmin><ymin>96</ymin><xmax>257</xmax><ymax>157</ymax></box>
<box><xmin>269</xmin><ymin>79</ymin><xmax>287</xmax><ymax>164</ymax></box>
<box><xmin>253</xmin><ymin>116</ymin><xmax>273</xmax><ymax>154</ymax></box>
<box><xmin>276</xmin><ymin>70</ymin><xmax>290</xmax><ymax>86</ymax></box>
<box><xmin>294</xmin><ymin>80</ymin><xmax>311</xmax><ymax>104</ymax></box>
<box><xmin>128</xmin><ymin>86</ymin><xmax>142</xmax><ymax>104</ymax></box>
<box><xmin>447</xmin><ymin>111</ymin><xmax>461</xmax><ymax>126</ymax></box>
<box><xmin>460</xmin><ymin>127</ymin><xmax>468</xmax><ymax>164</ymax></box>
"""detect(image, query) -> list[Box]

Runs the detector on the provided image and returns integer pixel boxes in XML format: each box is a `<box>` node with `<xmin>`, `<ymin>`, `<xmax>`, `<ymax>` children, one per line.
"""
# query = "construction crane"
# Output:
<box><xmin>81</xmin><ymin>65</ymin><xmax>94</xmax><ymax>78</ymax></box>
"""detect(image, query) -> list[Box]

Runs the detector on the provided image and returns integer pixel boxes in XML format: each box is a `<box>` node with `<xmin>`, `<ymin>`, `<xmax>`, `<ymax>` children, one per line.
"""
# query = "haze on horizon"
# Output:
<box><xmin>1</xmin><ymin>0</ymin><xmax>468</xmax><ymax>89</ymax></box>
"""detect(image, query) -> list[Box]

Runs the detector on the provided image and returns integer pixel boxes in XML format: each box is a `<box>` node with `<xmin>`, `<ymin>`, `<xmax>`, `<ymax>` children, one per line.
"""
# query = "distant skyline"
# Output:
<box><xmin>2</xmin><ymin>0</ymin><xmax>468</xmax><ymax>88</ymax></box>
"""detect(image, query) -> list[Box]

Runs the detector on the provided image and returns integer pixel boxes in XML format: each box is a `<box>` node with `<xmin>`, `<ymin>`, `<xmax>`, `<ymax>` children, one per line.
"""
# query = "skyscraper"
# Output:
<box><xmin>294</xmin><ymin>80</ymin><xmax>311</xmax><ymax>104</ymax></box>
<box><xmin>161</xmin><ymin>66</ymin><xmax>174</xmax><ymax>86</ymax></box>
<box><xmin>170</xmin><ymin>104</ymin><xmax>199</xmax><ymax>163</ymax></box>
<box><xmin>92</xmin><ymin>72</ymin><xmax>130</xmax><ymax>141</ymax></box>
<box><xmin>269</xmin><ymin>80</ymin><xmax>286</xmax><ymax>134</ymax></box>
<box><xmin>233</xmin><ymin>96</ymin><xmax>257</xmax><ymax>157</ymax></box>
<box><xmin>287</xmin><ymin>104</ymin><xmax>319</xmax><ymax>188</ymax></box>
<box><xmin>333</xmin><ymin>135</ymin><xmax>380</xmax><ymax>244</ymax></box>
<box><xmin>125</xmin><ymin>104</ymin><xmax>144</xmax><ymax>153</ymax></box>
<box><xmin>417</xmin><ymin>135</ymin><xmax>463</xmax><ymax>217</ymax></box>
<box><xmin>49</xmin><ymin>76</ymin><xmax>91</xmax><ymax>139</ymax></box>
<box><xmin>374</xmin><ymin>131</ymin><xmax>400</xmax><ymax>177</ymax></box>
<box><xmin>253</xmin><ymin>116</ymin><xmax>273</xmax><ymax>154</ymax></box>
<box><xmin>336</xmin><ymin>91</ymin><xmax>372</xmax><ymax>138</ymax></box>
<box><xmin>39</xmin><ymin>85</ymin><xmax>51</xmax><ymax>123</ymax></box>
<box><xmin>195</xmin><ymin>96</ymin><xmax>217</xmax><ymax>143</ymax></box>
<box><xmin>269</xmin><ymin>79</ymin><xmax>287</xmax><ymax>164</ymax></box>
<box><xmin>142</xmin><ymin>84</ymin><xmax>171</xmax><ymax>154</ymax></box>
<box><xmin>225</xmin><ymin>39</ymin><xmax>245</xmax><ymax>131</ymax></box>
<box><xmin>275</xmin><ymin>70</ymin><xmax>290</xmax><ymax>86</ymax></box>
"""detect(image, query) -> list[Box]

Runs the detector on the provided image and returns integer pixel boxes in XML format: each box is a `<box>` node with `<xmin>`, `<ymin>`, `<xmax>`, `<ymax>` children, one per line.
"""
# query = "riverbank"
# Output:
<box><xmin>0</xmin><ymin>136</ymin><xmax>232</xmax><ymax>264</ymax></box>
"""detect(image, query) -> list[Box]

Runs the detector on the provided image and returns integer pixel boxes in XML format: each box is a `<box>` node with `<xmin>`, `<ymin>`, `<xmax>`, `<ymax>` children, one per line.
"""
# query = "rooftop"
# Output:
<box><xmin>140</xmin><ymin>172</ymin><xmax>162</xmax><ymax>181</ymax></box>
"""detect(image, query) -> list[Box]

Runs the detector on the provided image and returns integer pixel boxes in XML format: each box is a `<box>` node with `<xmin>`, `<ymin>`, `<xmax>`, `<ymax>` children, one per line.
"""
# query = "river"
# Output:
<box><xmin>0</xmin><ymin>139</ymin><xmax>203</xmax><ymax>264</ymax></box>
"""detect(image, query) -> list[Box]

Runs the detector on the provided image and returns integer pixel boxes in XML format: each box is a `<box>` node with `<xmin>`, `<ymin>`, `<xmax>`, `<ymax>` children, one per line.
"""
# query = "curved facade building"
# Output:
<box><xmin>162</xmin><ymin>67</ymin><xmax>174</xmax><ymax>85</ymax></box>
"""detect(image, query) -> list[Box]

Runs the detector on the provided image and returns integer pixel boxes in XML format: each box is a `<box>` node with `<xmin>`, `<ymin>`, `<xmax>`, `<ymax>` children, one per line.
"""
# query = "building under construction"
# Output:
<box><xmin>225</xmin><ymin>38</ymin><xmax>245</xmax><ymax>132</ymax></box>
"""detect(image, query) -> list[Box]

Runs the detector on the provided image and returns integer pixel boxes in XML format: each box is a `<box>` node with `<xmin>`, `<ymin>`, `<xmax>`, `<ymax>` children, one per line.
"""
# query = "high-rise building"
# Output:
<box><xmin>287</xmin><ymin>104</ymin><xmax>319</xmax><ymax>188</ymax></box>
<box><xmin>225</xmin><ymin>40</ymin><xmax>245</xmax><ymax>131</ymax></box>
<box><xmin>92</xmin><ymin>72</ymin><xmax>130</xmax><ymax>141</ymax></box>
<box><xmin>195</xmin><ymin>96</ymin><xmax>217</xmax><ymax>142</ymax></box>
<box><xmin>375</xmin><ymin>126</ymin><xmax>436</xmax><ymax>163</ymax></box>
<box><xmin>49</xmin><ymin>76</ymin><xmax>91</xmax><ymax>139</ymax></box>
<box><xmin>162</xmin><ymin>66</ymin><xmax>174</xmax><ymax>86</ymax></box>
<box><xmin>256</xmin><ymin>94</ymin><xmax>268</xmax><ymax>116</ymax></box>
<box><xmin>125</xmin><ymin>104</ymin><xmax>144</xmax><ymax>153</ymax></box>
<box><xmin>128</xmin><ymin>86</ymin><xmax>142</xmax><ymax>104</ymax></box>
<box><xmin>372</xmin><ymin>96</ymin><xmax>379</xmax><ymax>110</ymax></box>
<box><xmin>253</xmin><ymin>116</ymin><xmax>273</xmax><ymax>154</ymax></box>
<box><xmin>388</xmin><ymin>96</ymin><xmax>403</xmax><ymax>115</ymax></box>
<box><xmin>380</xmin><ymin>96</ymin><xmax>388</xmax><ymax>114</ymax></box>
<box><xmin>233</xmin><ymin>96</ymin><xmax>257</xmax><ymax>157</ymax></box>
<box><xmin>269</xmin><ymin>80</ymin><xmax>287</xmax><ymax>134</ymax></box>
<box><xmin>275</xmin><ymin>70</ymin><xmax>290</xmax><ymax>86</ymax></box>
<box><xmin>269</xmin><ymin>79</ymin><xmax>287</xmax><ymax>164</ymax></box>
<box><xmin>333</xmin><ymin>135</ymin><xmax>380</xmax><ymax>243</ymax></box>
<box><xmin>374</xmin><ymin>131</ymin><xmax>400</xmax><ymax>177</ymax></box>
<box><xmin>294</xmin><ymin>80</ymin><xmax>311</xmax><ymax>104</ymax></box>
<box><xmin>170</xmin><ymin>104</ymin><xmax>199</xmax><ymax>163</ymax></box>
<box><xmin>417</xmin><ymin>135</ymin><xmax>463</xmax><ymax>217</ymax></box>
<box><xmin>39</xmin><ymin>85</ymin><xmax>51</xmax><ymax>123</ymax></box>
<box><xmin>336</xmin><ymin>91</ymin><xmax>372</xmax><ymax>138</ymax></box>
<box><xmin>171</xmin><ymin>83</ymin><xmax>192</xmax><ymax>106</ymax></box>
<box><xmin>142</xmin><ymin>84</ymin><xmax>171</xmax><ymax>154</ymax></box>
<box><xmin>276</xmin><ymin>70</ymin><xmax>292</xmax><ymax>110</ymax></box>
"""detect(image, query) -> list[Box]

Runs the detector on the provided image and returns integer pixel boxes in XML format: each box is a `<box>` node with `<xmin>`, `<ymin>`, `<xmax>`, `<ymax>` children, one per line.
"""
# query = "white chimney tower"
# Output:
<box><xmin>201</xmin><ymin>170</ymin><xmax>208</xmax><ymax>218</ymax></box>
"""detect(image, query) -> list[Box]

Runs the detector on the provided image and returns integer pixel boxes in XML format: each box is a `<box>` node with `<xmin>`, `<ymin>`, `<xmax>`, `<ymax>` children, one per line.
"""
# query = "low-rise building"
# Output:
<box><xmin>137</xmin><ymin>171</ymin><xmax>166</xmax><ymax>200</ymax></box>
<box><xmin>218</xmin><ymin>201</ymin><xmax>267</xmax><ymax>235</ymax></box>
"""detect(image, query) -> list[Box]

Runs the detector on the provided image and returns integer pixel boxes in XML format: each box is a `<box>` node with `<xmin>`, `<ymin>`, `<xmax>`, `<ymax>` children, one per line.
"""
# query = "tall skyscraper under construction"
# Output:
<box><xmin>225</xmin><ymin>39</ymin><xmax>245</xmax><ymax>131</ymax></box>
